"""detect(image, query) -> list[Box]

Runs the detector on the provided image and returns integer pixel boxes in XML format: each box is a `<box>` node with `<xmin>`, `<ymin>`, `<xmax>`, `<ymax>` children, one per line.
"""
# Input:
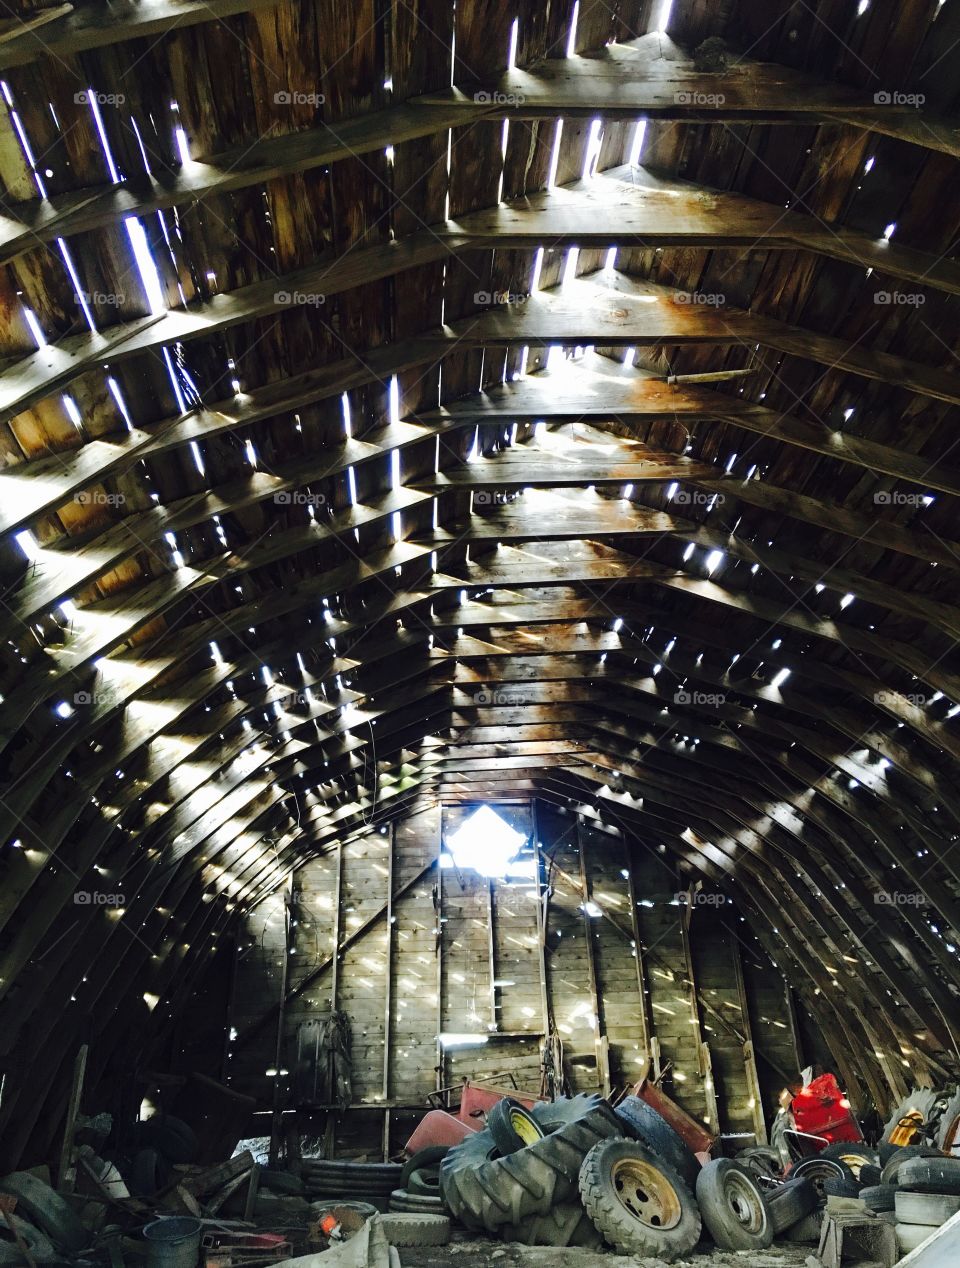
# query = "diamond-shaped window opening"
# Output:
<box><xmin>441</xmin><ymin>805</ymin><xmax>536</xmax><ymax>880</ymax></box>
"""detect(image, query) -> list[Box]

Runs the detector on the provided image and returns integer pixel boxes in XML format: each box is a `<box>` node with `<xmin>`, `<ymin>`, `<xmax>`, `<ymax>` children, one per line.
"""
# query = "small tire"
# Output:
<box><xmin>696</xmin><ymin>1159</ymin><xmax>772</xmax><ymax>1251</ymax></box>
<box><xmin>898</xmin><ymin>1157</ymin><xmax>960</xmax><ymax>1195</ymax></box>
<box><xmin>377</xmin><ymin>1214</ymin><xmax>451</xmax><ymax>1247</ymax></box>
<box><xmin>767</xmin><ymin>1178</ymin><xmax>818</xmax><ymax>1234</ymax></box>
<box><xmin>897</xmin><ymin>1222</ymin><xmax>940</xmax><ymax>1254</ymax></box>
<box><xmin>861</xmin><ymin>1184</ymin><xmax>897</xmax><ymax>1213</ymax></box>
<box><xmin>260</xmin><ymin>1170</ymin><xmax>305</xmax><ymax>1196</ymax></box>
<box><xmin>790</xmin><ymin>1156</ymin><xmax>854</xmax><ymax>1203</ymax></box>
<box><xmin>614</xmin><ymin>1096</ymin><xmax>700</xmax><ymax>1191</ymax></box>
<box><xmin>579</xmin><ymin>1137</ymin><xmax>701</xmax><ymax>1261</ymax></box>
<box><xmin>400</xmin><ymin>1148</ymin><xmax>448</xmax><ymax>1190</ymax></box>
<box><xmin>881</xmin><ymin>1145</ymin><xmax>943</xmax><ymax>1186</ymax></box>
<box><xmin>859</xmin><ymin>1164</ymin><xmax>882</xmax><ymax>1187</ymax></box>
<box><xmin>896</xmin><ymin>1190</ymin><xmax>960</xmax><ymax>1225</ymax></box>
<box><xmin>818</xmin><ymin>1142</ymin><xmax>877</xmax><ymax>1180</ymax></box>
<box><xmin>0</xmin><ymin>1173</ymin><xmax>88</xmax><ymax>1254</ymax></box>
<box><xmin>824</xmin><ymin>1177</ymin><xmax>861</xmax><ymax>1199</ymax></box>
<box><xmin>487</xmin><ymin>1098</ymin><xmax>544</xmax><ymax>1156</ymax></box>
<box><xmin>405</xmin><ymin>1168</ymin><xmax>441</xmax><ymax>1197</ymax></box>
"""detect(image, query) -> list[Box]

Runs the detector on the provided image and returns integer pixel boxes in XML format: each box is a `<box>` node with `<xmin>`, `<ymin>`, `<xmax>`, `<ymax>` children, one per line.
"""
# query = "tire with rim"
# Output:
<box><xmin>439</xmin><ymin>1093</ymin><xmax>621</xmax><ymax>1233</ymax></box>
<box><xmin>696</xmin><ymin>1159</ymin><xmax>773</xmax><ymax>1251</ymax></box>
<box><xmin>882</xmin><ymin>1147</ymin><xmax>946</xmax><ymax>1186</ymax></box>
<box><xmin>500</xmin><ymin>1202</ymin><xmax>603</xmax><ymax>1249</ymax></box>
<box><xmin>860</xmin><ymin>1184</ymin><xmax>897</xmax><ymax>1213</ymax></box>
<box><xmin>790</xmin><ymin>1156</ymin><xmax>854</xmax><ymax>1203</ymax></box>
<box><xmin>614</xmin><ymin>1096</ymin><xmax>700</xmax><ymax>1191</ymax></box>
<box><xmin>400</xmin><ymin>1148</ymin><xmax>448</xmax><ymax>1190</ymax></box>
<box><xmin>0</xmin><ymin>1173</ymin><xmax>88</xmax><ymax>1254</ymax></box>
<box><xmin>818</xmin><ymin>1142</ymin><xmax>877</xmax><ymax>1180</ymax></box>
<box><xmin>895</xmin><ymin>1190</ymin><xmax>960</xmax><ymax>1225</ymax></box>
<box><xmin>487</xmin><ymin>1098</ymin><xmax>544</xmax><ymax>1156</ymax></box>
<box><xmin>377</xmin><ymin>1214</ymin><xmax>451</xmax><ymax>1247</ymax></box>
<box><xmin>579</xmin><ymin>1137</ymin><xmax>701</xmax><ymax>1261</ymax></box>
<box><xmin>897</xmin><ymin>1157</ymin><xmax>960</xmax><ymax>1195</ymax></box>
<box><xmin>897</xmin><ymin>1223</ymin><xmax>939</xmax><ymax>1254</ymax></box>
<box><xmin>767</xmin><ymin>1178</ymin><xmax>818</xmax><ymax>1233</ymax></box>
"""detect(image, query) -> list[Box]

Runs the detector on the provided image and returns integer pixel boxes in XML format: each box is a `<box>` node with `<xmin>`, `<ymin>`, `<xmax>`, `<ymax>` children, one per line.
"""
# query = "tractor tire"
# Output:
<box><xmin>500</xmin><ymin>1201</ymin><xmax>603</xmax><ymax>1249</ymax></box>
<box><xmin>0</xmin><ymin>1173</ymin><xmax>88</xmax><ymax>1254</ymax></box>
<box><xmin>487</xmin><ymin>1098</ymin><xmax>544</xmax><ymax>1156</ymax></box>
<box><xmin>767</xmin><ymin>1178</ymin><xmax>818</xmax><ymax>1233</ymax></box>
<box><xmin>696</xmin><ymin>1159</ymin><xmax>773</xmax><ymax>1251</ymax></box>
<box><xmin>579</xmin><ymin>1137</ymin><xmax>701</xmax><ymax>1261</ymax></box>
<box><xmin>439</xmin><ymin>1093</ymin><xmax>620</xmax><ymax>1233</ymax></box>
<box><xmin>614</xmin><ymin>1096</ymin><xmax>700</xmax><ymax>1190</ymax></box>
<box><xmin>377</xmin><ymin>1214</ymin><xmax>451</xmax><ymax>1247</ymax></box>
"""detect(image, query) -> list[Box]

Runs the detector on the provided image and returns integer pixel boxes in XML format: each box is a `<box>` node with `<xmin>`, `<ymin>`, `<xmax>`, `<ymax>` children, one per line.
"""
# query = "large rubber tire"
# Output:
<box><xmin>790</xmin><ymin>1156</ymin><xmax>854</xmax><ymax>1203</ymax></box>
<box><xmin>696</xmin><ymin>1159</ymin><xmax>773</xmax><ymax>1251</ymax></box>
<box><xmin>400</xmin><ymin>1148</ymin><xmax>448</xmax><ymax>1190</ymax></box>
<box><xmin>439</xmin><ymin>1093</ymin><xmax>620</xmax><ymax>1233</ymax></box>
<box><xmin>579</xmin><ymin>1138</ymin><xmax>701</xmax><ymax>1261</ymax></box>
<box><xmin>260</xmin><ymin>1169</ymin><xmax>305</xmax><ymax>1195</ymax></box>
<box><xmin>0</xmin><ymin>1215</ymin><xmax>58</xmax><ymax>1264</ymax></box>
<box><xmin>896</xmin><ymin>1190</ymin><xmax>960</xmax><ymax>1225</ymax></box>
<box><xmin>897</xmin><ymin>1222</ymin><xmax>939</xmax><ymax>1254</ymax></box>
<box><xmin>0</xmin><ymin>1172</ymin><xmax>88</xmax><ymax>1254</ymax></box>
<box><xmin>818</xmin><ymin>1142</ymin><xmax>877</xmax><ymax>1180</ymax></box>
<box><xmin>487</xmin><ymin>1098</ymin><xmax>544</xmax><ymax>1156</ymax></box>
<box><xmin>500</xmin><ymin>1202</ymin><xmax>603</xmax><ymax>1249</ymax></box>
<box><xmin>881</xmin><ymin>1145</ymin><xmax>943</xmax><ymax>1186</ymax></box>
<box><xmin>898</xmin><ymin>1157</ymin><xmax>960</xmax><ymax>1195</ymax></box>
<box><xmin>377</xmin><ymin>1214</ymin><xmax>451</xmax><ymax>1247</ymax></box>
<box><xmin>129</xmin><ymin>1148</ymin><xmax>170</xmax><ymax>1197</ymax></box>
<box><xmin>882</xmin><ymin>1090</ymin><xmax>939</xmax><ymax>1147</ymax></box>
<box><xmin>861</xmin><ymin>1184</ymin><xmax>897</xmax><ymax>1213</ymax></box>
<box><xmin>614</xmin><ymin>1096</ymin><xmax>700</xmax><ymax>1191</ymax></box>
<box><xmin>767</xmin><ymin>1178</ymin><xmax>818</xmax><ymax>1234</ymax></box>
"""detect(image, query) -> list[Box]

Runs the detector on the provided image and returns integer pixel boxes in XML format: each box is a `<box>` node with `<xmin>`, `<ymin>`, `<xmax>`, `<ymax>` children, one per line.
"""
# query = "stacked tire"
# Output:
<box><xmin>302</xmin><ymin>1159</ymin><xmax>403</xmax><ymax>1211</ymax></box>
<box><xmin>893</xmin><ymin>1155</ymin><xmax>960</xmax><ymax>1254</ymax></box>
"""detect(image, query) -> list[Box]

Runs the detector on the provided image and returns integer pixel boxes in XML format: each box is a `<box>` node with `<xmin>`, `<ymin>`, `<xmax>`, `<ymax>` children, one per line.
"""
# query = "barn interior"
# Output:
<box><xmin>0</xmin><ymin>0</ymin><xmax>959</xmax><ymax>1263</ymax></box>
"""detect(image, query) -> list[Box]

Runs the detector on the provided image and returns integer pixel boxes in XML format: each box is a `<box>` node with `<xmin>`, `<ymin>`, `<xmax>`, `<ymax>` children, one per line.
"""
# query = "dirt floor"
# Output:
<box><xmin>399</xmin><ymin>1243</ymin><xmax>885</xmax><ymax>1268</ymax></box>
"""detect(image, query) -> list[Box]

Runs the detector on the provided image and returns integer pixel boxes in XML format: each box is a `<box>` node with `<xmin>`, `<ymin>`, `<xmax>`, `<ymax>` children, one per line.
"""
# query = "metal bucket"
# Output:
<box><xmin>143</xmin><ymin>1217</ymin><xmax>202</xmax><ymax>1268</ymax></box>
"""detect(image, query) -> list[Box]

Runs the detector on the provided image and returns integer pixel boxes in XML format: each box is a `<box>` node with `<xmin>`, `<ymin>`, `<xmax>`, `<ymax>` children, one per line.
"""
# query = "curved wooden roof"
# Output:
<box><xmin>0</xmin><ymin>0</ymin><xmax>958</xmax><ymax>1166</ymax></box>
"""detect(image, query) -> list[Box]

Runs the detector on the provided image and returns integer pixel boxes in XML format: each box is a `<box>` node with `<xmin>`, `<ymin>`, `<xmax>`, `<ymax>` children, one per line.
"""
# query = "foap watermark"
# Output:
<box><xmin>874</xmin><ymin>690</ymin><xmax>927</xmax><ymax>707</ymax></box>
<box><xmin>474</xmin><ymin>686</ymin><xmax>527</xmax><ymax>705</ymax></box>
<box><xmin>474</xmin><ymin>489</ymin><xmax>513</xmax><ymax>506</ymax></box>
<box><xmin>73</xmin><ymin>689</ymin><xmax>124</xmax><ymax>708</ymax></box>
<box><xmin>674</xmin><ymin>690</ymin><xmax>726</xmax><ymax>706</ymax></box>
<box><xmin>874</xmin><ymin>490</ymin><xmax>930</xmax><ymax>507</ymax></box>
<box><xmin>474</xmin><ymin>90</ymin><xmax>525</xmax><ymax>106</ymax></box>
<box><xmin>874</xmin><ymin>290</ymin><xmax>925</xmax><ymax>307</ymax></box>
<box><xmin>274</xmin><ymin>490</ymin><xmax>327</xmax><ymax>507</ymax></box>
<box><xmin>275</xmin><ymin>290</ymin><xmax>325</xmax><ymax>307</ymax></box>
<box><xmin>874</xmin><ymin>891</ymin><xmax>928</xmax><ymax>907</ymax></box>
<box><xmin>672</xmin><ymin>489</ymin><xmax>726</xmax><ymax>507</ymax></box>
<box><xmin>274</xmin><ymin>90</ymin><xmax>325</xmax><ymax>106</ymax></box>
<box><xmin>75</xmin><ymin>489</ymin><xmax>126</xmax><ymax>507</ymax></box>
<box><xmin>675</xmin><ymin>890</ymin><xmax>728</xmax><ymax>907</ymax></box>
<box><xmin>75</xmin><ymin>90</ymin><xmax>125</xmax><ymax>105</ymax></box>
<box><xmin>75</xmin><ymin>290</ymin><xmax>126</xmax><ymax>307</ymax></box>
<box><xmin>674</xmin><ymin>90</ymin><xmax>726</xmax><ymax>107</ymax></box>
<box><xmin>473</xmin><ymin>289</ymin><xmax>529</xmax><ymax>306</ymax></box>
<box><xmin>874</xmin><ymin>90</ymin><xmax>925</xmax><ymax>107</ymax></box>
<box><xmin>674</xmin><ymin>291</ymin><xmax>726</xmax><ymax>307</ymax></box>
<box><xmin>74</xmin><ymin>891</ymin><xmax>126</xmax><ymax>907</ymax></box>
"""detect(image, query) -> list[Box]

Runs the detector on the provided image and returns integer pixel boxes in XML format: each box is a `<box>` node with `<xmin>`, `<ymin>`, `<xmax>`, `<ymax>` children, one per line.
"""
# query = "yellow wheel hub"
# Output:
<box><xmin>610</xmin><ymin>1157</ymin><xmax>682</xmax><ymax>1230</ymax></box>
<box><xmin>510</xmin><ymin>1107</ymin><xmax>543</xmax><ymax>1145</ymax></box>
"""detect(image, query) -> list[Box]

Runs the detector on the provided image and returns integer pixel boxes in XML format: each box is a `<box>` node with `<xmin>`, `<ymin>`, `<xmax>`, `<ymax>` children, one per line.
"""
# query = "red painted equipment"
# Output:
<box><xmin>791</xmin><ymin>1072</ymin><xmax>862</xmax><ymax>1144</ymax></box>
<box><xmin>405</xmin><ymin>1080</ymin><xmax>539</xmax><ymax>1154</ymax></box>
<box><xmin>630</xmin><ymin>1078</ymin><xmax>716</xmax><ymax>1155</ymax></box>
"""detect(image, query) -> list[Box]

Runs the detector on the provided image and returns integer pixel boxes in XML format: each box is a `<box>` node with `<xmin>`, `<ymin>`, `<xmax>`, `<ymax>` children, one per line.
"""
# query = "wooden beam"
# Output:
<box><xmin>576</xmin><ymin>815</ymin><xmax>610</xmax><ymax>1096</ymax></box>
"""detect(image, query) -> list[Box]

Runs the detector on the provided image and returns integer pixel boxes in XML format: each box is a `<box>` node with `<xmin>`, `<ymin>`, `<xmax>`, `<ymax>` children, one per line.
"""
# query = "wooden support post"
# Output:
<box><xmin>623</xmin><ymin>844</ymin><xmax>653</xmax><ymax>1065</ymax></box>
<box><xmin>381</xmin><ymin>823</ymin><xmax>395</xmax><ymax>1161</ymax></box>
<box><xmin>435</xmin><ymin>817</ymin><xmax>444</xmax><ymax>1093</ymax></box>
<box><xmin>730</xmin><ymin>935</ymin><xmax>768</xmax><ymax>1145</ymax></box>
<box><xmin>679</xmin><ymin>902</ymin><xmax>719</xmax><ymax>1133</ymax></box>
<box><xmin>576</xmin><ymin>816</ymin><xmax>610</xmax><ymax>1096</ymax></box>
<box><xmin>531</xmin><ymin>799</ymin><xmax>550</xmax><ymax>1036</ymax></box>
<box><xmin>57</xmin><ymin>1043</ymin><xmax>88</xmax><ymax>1192</ymax></box>
<box><xmin>269</xmin><ymin>877</ymin><xmax>294</xmax><ymax>1167</ymax></box>
<box><xmin>324</xmin><ymin>844</ymin><xmax>343</xmax><ymax>1162</ymax></box>
<box><xmin>784</xmin><ymin>983</ymin><xmax>805</xmax><ymax>1074</ymax></box>
<box><xmin>487</xmin><ymin>877</ymin><xmax>497</xmax><ymax>1031</ymax></box>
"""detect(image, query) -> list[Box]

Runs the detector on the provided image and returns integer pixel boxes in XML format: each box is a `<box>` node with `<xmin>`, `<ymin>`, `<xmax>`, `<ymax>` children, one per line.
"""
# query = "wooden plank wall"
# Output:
<box><xmin>225</xmin><ymin>799</ymin><xmax>819</xmax><ymax>1156</ymax></box>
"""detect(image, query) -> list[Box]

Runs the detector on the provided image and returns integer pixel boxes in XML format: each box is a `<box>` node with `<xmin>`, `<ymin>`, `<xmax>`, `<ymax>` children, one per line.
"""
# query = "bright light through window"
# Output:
<box><xmin>443</xmin><ymin>805</ymin><xmax>534</xmax><ymax>879</ymax></box>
